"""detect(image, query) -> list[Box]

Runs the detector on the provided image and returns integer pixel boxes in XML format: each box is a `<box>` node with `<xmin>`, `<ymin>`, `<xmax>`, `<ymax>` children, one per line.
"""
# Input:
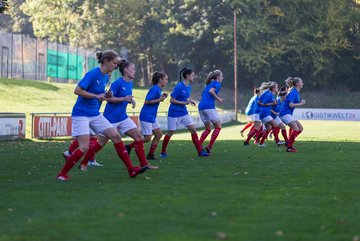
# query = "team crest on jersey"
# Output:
<box><xmin>122</xmin><ymin>87</ymin><xmax>126</xmax><ymax>91</ymax></box>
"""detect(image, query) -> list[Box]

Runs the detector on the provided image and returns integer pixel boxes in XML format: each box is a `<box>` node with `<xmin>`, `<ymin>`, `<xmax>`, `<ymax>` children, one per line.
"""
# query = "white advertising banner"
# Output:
<box><xmin>0</xmin><ymin>113</ymin><xmax>26</xmax><ymax>139</ymax></box>
<box><xmin>293</xmin><ymin>108</ymin><xmax>360</xmax><ymax>121</ymax></box>
<box><xmin>157</xmin><ymin>111</ymin><xmax>236</xmax><ymax>130</ymax></box>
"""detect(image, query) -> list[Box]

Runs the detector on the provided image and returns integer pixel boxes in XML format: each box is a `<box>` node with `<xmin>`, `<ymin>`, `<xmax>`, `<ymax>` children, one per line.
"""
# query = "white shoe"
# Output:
<box><xmin>258</xmin><ymin>143</ymin><xmax>266</xmax><ymax>147</ymax></box>
<box><xmin>79</xmin><ymin>164</ymin><xmax>87</xmax><ymax>172</ymax></box>
<box><xmin>88</xmin><ymin>160</ymin><xmax>103</xmax><ymax>167</ymax></box>
<box><xmin>276</xmin><ymin>141</ymin><xmax>286</xmax><ymax>146</ymax></box>
<box><xmin>63</xmin><ymin>150</ymin><xmax>71</xmax><ymax>157</ymax></box>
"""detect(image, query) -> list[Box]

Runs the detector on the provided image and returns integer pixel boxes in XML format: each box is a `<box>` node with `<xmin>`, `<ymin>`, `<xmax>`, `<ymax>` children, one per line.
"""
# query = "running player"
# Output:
<box><xmin>126</xmin><ymin>71</ymin><xmax>169</xmax><ymax>160</ymax></box>
<box><xmin>240</xmin><ymin>88</ymin><xmax>260</xmax><ymax>137</ymax></box>
<box><xmin>270</xmin><ymin>86</ymin><xmax>288</xmax><ymax>146</ymax></box>
<box><xmin>160</xmin><ymin>67</ymin><xmax>208</xmax><ymax>157</ymax></box>
<box><xmin>257</xmin><ymin>82</ymin><xmax>279</xmax><ymax>147</ymax></box>
<box><xmin>279</xmin><ymin>77</ymin><xmax>306</xmax><ymax>152</ymax></box>
<box><xmin>198</xmin><ymin>70</ymin><xmax>224</xmax><ymax>154</ymax></box>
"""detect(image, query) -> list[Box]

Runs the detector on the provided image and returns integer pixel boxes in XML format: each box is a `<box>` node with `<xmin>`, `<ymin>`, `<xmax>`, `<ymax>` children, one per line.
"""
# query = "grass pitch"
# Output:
<box><xmin>1</xmin><ymin>77</ymin><xmax>360</xmax><ymax>240</ymax></box>
<box><xmin>1</xmin><ymin>121</ymin><xmax>359</xmax><ymax>241</ymax></box>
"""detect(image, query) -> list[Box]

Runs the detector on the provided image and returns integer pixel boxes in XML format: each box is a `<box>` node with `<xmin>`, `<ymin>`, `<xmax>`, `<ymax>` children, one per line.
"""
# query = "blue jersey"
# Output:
<box><xmin>103</xmin><ymin>77</ymin><xmax>132</xmax><ymax>123</ymax></box>
<box><xmin>254</xmin><ymin>96</ymin><xmax>262</xmax><ymax>114</ymax></box>
<box><xmin>271</xmin><ymin>97</ymin><xmax>282</xmax><ymax>119</ymax></box>
<box><xmin>168</xmin><ymin>81</ymin><xmax>191</xmax><ymax>118</ymax></box>
<box><xmin>280</xmin><ymin>88</ymin><xmax>301</xmax><ymax>116</ymax></box>
<box><xmin>139</xmin><ymin>85</ymin><xmax>162</xmax><ymax>123</ymax></box>
<box><xmin>245</xmin><ymin>95</ymin><xmax>258</xmax><ymax>116</ymax></box>
<box><xmin>259</xmin><ymin>90</ymin><xmax>275</xmax><ymax>119</ymax></box>
<box><xmin>72</xmin><ymin>67</ymin><xmax>109</xmax><ymax>117</ymax></box>
<box><xmin>198</xmin><ymin>80</ymin><xmax>222</xmax><ymax>110</ymax></box>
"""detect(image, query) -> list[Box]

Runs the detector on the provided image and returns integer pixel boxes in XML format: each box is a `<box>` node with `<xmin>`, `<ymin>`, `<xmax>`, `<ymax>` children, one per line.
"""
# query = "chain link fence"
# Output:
<box><xmin>0</xmin><ymin>31</ymin><xmax>126</xmax><ymax>82</ymax></box>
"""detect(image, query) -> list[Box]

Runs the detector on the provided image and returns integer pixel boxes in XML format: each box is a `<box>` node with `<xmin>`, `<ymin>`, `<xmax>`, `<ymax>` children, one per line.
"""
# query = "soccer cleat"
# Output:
<box><xmin>56</xmin><ymin>174</ymin><xmax>70</xmax><ymax>181</ymax></box>
<box><xmin>240</xmin><ymin>131</ymin><xmax>244</xmax><ymax>137</ymax></box>
<box><xmin>243</xmin><ymin>141</ymin><xmax>250</xmax><ymax>146</ymax></box>
<box><xmin>276</xmin><ymin>141</ymin><xmax>286</xmax><ymax>146</ymax></box>
<box><xmin>62</xmin><ymin>150</ymin><xmax>71</xmax><ymax>162</ymax></box>
<box><xmin>88</xmin><ymin>160</ymin><xmax>103</xmax><ymax>167</ymax></box>
<box><xmin>146</xmin><ymin>154</ymin><xmax>157</xmax><ymax>160</ymax></box>
<box><xmin>205</xmin><ymin>147</ymin><xmax>211</xmax><ymax>154</ymax></box>
<box><xmin>258</xmin><ymin>143</ymin><xmax>266</xmax><ymax>148</ymax></box>
<box><xmin>147</xmin><ymin>164</ymin><xmax>159</xmax><ymax>170</ymax></box>
<box><xmin>79</xmin><ymin>164</ymin><xmax>87</xmax><ymax>172</ymax></box>
<box><xmin>160</xmin><ymin>153</ymin><xmax>167</xmax><ymax>158</ymax></box>
<box><xmin>198</xmin><ymin>150</ymin><xmax>209</xmax><ymax>157</ymax></box>
<box><xmin>286</xmin><ymin>147</ymin><xmax>297</xmax><ymax>153</ymax></box>
<box><xmin>129</xmin><ymin>165</ymin><xmax>149</xmax><ymax>178</ymax></box>
<box><xmin>125</xmin><ymin>144</ymin><xmax>132</xmax><ymax>155</ymax></box>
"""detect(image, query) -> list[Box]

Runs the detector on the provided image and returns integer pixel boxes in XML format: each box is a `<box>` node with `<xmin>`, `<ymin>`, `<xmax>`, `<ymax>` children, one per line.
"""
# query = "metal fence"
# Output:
<box><xmin>0</xmin><ymin>31</ymin><xmax>126</xmax><ymax>82</ymax></box>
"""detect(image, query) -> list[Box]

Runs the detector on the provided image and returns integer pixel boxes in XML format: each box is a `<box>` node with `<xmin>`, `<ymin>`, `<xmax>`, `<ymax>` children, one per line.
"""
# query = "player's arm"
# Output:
<box><xmin>170</xmin><ymin>97</ymin><xmax>190</xmax><ymax>105</ymax></box>
<box><xmin>74</xmin><ymin>86</ymin><xmax>105</xmax><ymax>101</ymax></box>
<box><xmin>106</xmin><ymin>95</ymin><xmax>133</xmax><ymax>103</ymax></box>
<box><xmin>289</xmin><ymin>100</ymin><xmax>306</xmax><ymax>108</ymax></box>
<box><xmin>145</xmin><ymin>93</ymin><xmax>168</xmax><ymax>105</ymax></box>
<box><xmin>209</xmin><ymin>88</ymin><xmax>223</xmax><ymax>103</ymax></box>
<box><xmin>271</xmin><ymin>109</ymin><xmax>279</xmax><ymax>115</ymax></box>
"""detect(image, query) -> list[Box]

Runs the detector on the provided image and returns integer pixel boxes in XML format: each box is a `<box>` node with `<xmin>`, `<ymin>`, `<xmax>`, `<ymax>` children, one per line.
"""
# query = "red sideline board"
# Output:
<box><xmin>33</xmin><ymin>116</ymin><xmax>72</xmax><ymax>138</ymax></box>
<box><xmin>32</xmin><ymin>114</ymin><xmax>140</xmax><ymax>138</ymax></box>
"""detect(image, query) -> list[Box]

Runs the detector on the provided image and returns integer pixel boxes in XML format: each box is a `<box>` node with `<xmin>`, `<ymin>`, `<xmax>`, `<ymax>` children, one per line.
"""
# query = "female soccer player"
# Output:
<box><xmin>160</xmin><ymin>67</ymin><xmax>208</xmax><ymax>157</ymax></box>
<box><xmin>240</xmin><ymin>88</ymin><xmax>260</xmax><ymax>137</ymax></box>
<box><xmin>198</xmin><ymin>70</ymin><xmax>224</xmax><ymax>153</ymax></box>
<box><xmin>243</xmin><ymin>82</ymin><xmax>269</xmax><ymax>145</ymax></box>
<box><xmin>256</xmin><ymin>81</ymin><xmax>279</xmax><ymax>147</ymax></box>
<box><xmin>125</xmin><ymin>71</ymin><xmax>169</xmax><ymax>160</ymax></box>
<box><xmin>57</xmin><ymin>50</ymin><xmax>148</xmax><ymax>181</ymax></box>
<box><xmin>270</xmin><ymin>86</ymin><xmax>288</xmax><ymax>146</ymax></box>
<box><xmin>80</xmin><ymin>59</ymin><xmax>158</xmax><ymax>170</ymax></box>
<box><xmin>279</xmin><ymin>77</ymin><xmax>306</xmax><ymax>152</ymax></box>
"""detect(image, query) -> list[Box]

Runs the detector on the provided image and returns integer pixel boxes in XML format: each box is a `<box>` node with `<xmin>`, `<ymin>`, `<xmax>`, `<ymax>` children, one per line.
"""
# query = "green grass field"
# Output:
<box><xmin>1</xmin><ymin>77</ymin><xmax>360</xmax><ymax>241</ymax></box>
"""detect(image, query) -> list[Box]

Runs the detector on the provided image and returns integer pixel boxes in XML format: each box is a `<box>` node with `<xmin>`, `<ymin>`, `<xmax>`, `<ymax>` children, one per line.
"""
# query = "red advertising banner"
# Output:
<box><xmin>33</xmin><ymin>116</ymin><xmax>72</xmax><ymax>138</ymax></box>
<box><xmin>32</xmin><ymin>115</ymin><xmax>140</xmax><ymax>138</ymax></box>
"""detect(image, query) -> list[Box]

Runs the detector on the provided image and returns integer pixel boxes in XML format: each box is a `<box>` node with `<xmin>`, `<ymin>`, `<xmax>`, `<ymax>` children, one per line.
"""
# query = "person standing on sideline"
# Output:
<box><xmin>57</xmin><ymin>50</ymin><xmax>148</xmax><ymax>181</ymax></box>
<box><xmin>198</xmin><ymin>70</ymin><xmax>224</xmax><ymax>154</ymax></box>
<box><xmin>126</xmin><ymin>71</ymin><xmax>169</xmax><ymax>160</ymax></box>
<box><xmin>279</xmin><ymin>77</ymin><xmax>306</xmax><ymax>152</ymax></box>
<box><xmin>240</xmin><ymin>88</ymin><xmax>260</xmax><ymax>137</ymax></box>
<box><xmin>160</xmin><ymin>67</ymin><xmax>208</xmax><ymax>157</ymax></box>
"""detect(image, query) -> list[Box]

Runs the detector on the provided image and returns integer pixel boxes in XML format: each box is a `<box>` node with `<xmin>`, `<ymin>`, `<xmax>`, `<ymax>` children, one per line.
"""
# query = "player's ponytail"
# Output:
<box><xmin>285</xmin><ymin>77</ymin><xmax>294</xmax><ymax>88</ymax></box>
<box><xmin>179</xmin><ymin>67</ymin><xmax>193</xmax><ymax>81</ymax></box>
<box><xmin>152</xmin><ymin>71</ymin><xmax>167</xmax><ymax>85</ymax></box>
<box><xmin>118</xmin><ymin>59</ymin><xmax>132</xmax><ymax>75</ymax></box>
<box><xmin>205</xmin><ymin>70</ymin><xmax>222</xmax><ymax>85</ymax></box>
<box><xmin>96</xmin><ymin>50</ymin><xmax>119</xmax><ymax>64</ymax></box>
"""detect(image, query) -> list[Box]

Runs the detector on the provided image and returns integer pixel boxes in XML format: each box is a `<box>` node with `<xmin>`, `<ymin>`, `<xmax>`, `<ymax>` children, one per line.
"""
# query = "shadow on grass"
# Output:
<box><xmin>0</xmin><ymin>78</ymin><xmax>59</xmax><ymax>91</ymax></box>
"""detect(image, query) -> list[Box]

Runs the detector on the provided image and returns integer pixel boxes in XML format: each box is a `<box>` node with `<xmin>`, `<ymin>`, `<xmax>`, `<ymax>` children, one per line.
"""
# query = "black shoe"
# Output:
<box><xmin>205</xmin><ymin>147</ymin><xmax>211</xmax><ymax>154</ymax></box>
<box><xmin>243</xmin><ymin>141</ymin><xmax>250</xmax><ymax>146</ymax></box>
<box><xmin>129</xmin><ymin>165</ymin><xmax>148</xmax><ymax>178</ymax></box>
<box><xmin>146</xmin><ymin>154</ymin><xmax>157</xmax><ymax>160</ymax></box>
<box><xmin>125</xmin><ymin>144</ymin><xmax>131</xmax><ymax>155</ymax></box>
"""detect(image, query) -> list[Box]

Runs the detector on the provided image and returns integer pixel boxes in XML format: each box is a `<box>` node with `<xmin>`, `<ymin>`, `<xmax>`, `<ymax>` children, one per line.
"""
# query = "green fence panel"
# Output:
<box><xmin>47</xmin><ymin>49</ymin><xmax>84</xmax><ymax>80</ymax></box>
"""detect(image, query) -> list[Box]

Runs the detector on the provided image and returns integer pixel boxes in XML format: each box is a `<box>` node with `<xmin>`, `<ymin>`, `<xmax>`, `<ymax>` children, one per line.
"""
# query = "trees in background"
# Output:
<box><xmin>1</xmin><ymin>0</ymin><xmax>359</xmax><ymax>89</ymax></box>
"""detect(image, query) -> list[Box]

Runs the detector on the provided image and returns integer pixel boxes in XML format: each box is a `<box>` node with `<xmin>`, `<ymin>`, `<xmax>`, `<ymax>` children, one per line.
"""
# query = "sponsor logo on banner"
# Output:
<box><xmin>293</xmin><ymin>108</ymin><xmax>360</xmax><ymax>121</ymax></box>
<box><xmin>33</xmin><ymin>116</ymin><xmax>72</xmax><ymax>138</ymax></box>
<box><xmin>0</xmin><ymin>117</ymin><xmax>26</xmax><ymax>139</ymax></box>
